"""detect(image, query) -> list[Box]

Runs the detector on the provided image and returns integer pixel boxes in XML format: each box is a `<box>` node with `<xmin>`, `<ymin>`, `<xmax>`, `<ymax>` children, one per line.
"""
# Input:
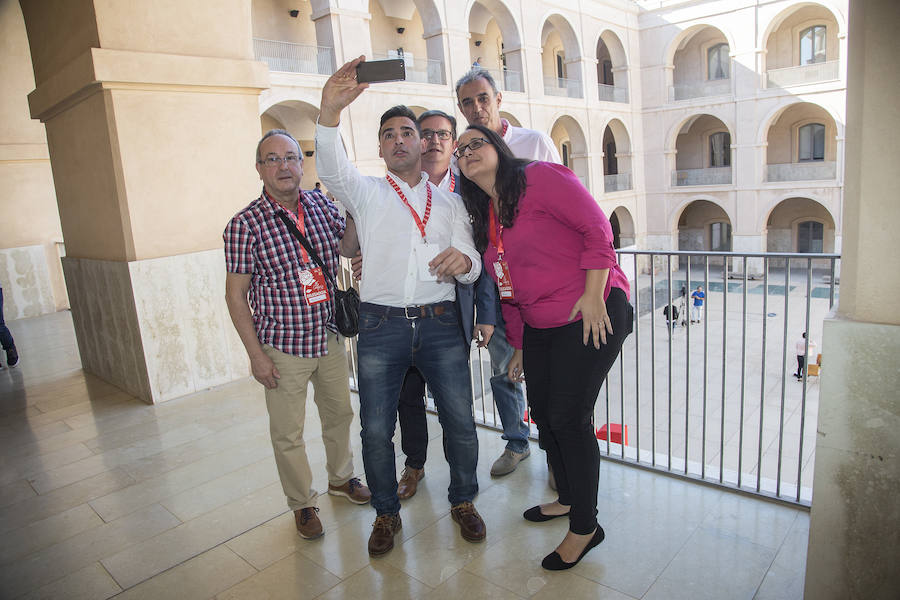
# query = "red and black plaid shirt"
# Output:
<box><xmin>224</xmin><ymin>188</ymin><xmax>345</xmax><ymax>357</ymax></box>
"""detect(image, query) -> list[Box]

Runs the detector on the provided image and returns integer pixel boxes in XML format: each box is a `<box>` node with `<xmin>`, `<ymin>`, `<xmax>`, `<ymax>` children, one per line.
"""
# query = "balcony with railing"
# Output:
<box><xmin>767</xmin><ymin>60</ymin><xmax>839</xmax><ymax>89</ymax></box>
<box><xmin>672</xmin><ymin>167</ymin><xmax>732</xmax><ymax>187</ymax></box>
<box><xmin>598</xmin><ymin>83</ymin><xmax>628</xmax><ymax>103</ymax></box>
<box><xmin>252</xmin><ymin>38</ymin><xmax>334</xmax><ymax>75</ymax></box>
<box><xmin>544</xmin><ymin>76</ymin><xmax>583</xmax><ymax>99</ymax></box>
<box><xmin>669</xmin><ymin>78</ymin><xmax>731</xmax><ymax>102</ymax></box>
<box><xmin>372</xmin><ymin>52</ymin><xmax>445</xmax><ymax>86</ymax></box>
<box><xmin>604</xmin><ymin>173</ymin><xmax>633</xmax><ymax>192</ymax></box>
<box><xmin>767</xmin><ymin>161</ymin><xmax>837</xmax><ymax>182</ymax></box>
<box><xmin>475</xmin><ymin>67</ymin><xmax>524</xmax><ymax>93</ymax></box>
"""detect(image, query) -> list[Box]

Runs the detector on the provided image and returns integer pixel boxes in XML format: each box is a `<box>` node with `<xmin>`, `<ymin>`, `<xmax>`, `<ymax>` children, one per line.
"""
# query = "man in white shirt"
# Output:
<box><xmin>316</xmin><ymin>57</ymin><xmax>486</xmax><ymax>556</ymax></box>
<box><xmin>453</xmin><ymin>68</ymin><xmax>562</xmax><ymax>481</ymax></box>
<box><xmin>794</xmin><ymin>332</ymin><xmax>818</xmax><ymax>379</ymax></box>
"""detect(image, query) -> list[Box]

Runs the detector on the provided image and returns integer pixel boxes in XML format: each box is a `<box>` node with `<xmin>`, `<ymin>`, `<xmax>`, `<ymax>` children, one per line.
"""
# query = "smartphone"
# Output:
<box><xmin>356</xmin><ymin>59</ymin><xmax>406</xmax><ymax>84</ymax></box>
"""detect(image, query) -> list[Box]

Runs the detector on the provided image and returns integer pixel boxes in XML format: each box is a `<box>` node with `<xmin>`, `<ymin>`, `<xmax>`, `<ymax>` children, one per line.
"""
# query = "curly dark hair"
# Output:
<box><xmin>457</xmin><ymin>124</ymin><xmax>532</xmax><ymax>253</ymax></box>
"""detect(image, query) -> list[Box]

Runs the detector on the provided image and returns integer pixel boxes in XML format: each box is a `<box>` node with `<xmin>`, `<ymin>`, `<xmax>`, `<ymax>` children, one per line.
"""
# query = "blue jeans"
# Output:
<box><xmin>486</xmin><ymin>317</ymin><xmax>530</xmax><ymax>453</ymax></box>
<box><xmin>357</xmin><ymin>302</ymin><xmax>479</xmax><ymax>515</ymax></box>
<box><xmin>0</xmin><ymin>287</ymin><xmax>14</xmax><ymax>351</ymax></box>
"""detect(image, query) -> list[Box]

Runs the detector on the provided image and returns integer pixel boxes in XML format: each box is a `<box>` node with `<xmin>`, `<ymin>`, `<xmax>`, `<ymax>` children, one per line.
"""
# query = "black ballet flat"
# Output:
<box><xmin>541</xmin><ymin>526</ymin><xmax>605</xmax><ymax>570</ymax></box>
<box><xmin>523</xmin><ymin>505</ymin><xmax>570</xmax><ymax>522</ymax></box>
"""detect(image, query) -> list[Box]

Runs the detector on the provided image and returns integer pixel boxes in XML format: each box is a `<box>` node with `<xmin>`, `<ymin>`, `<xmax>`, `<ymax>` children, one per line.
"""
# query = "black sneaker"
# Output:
<box><xmin>5</xmin><ymin>347</ymin><xmax>18</xmax><ymax>368</ymax></box>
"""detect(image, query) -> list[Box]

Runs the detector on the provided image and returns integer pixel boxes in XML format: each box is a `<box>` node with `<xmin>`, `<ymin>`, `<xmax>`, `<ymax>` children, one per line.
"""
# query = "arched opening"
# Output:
<box><xmin>766</xmin><ymin>197</ymin><xmax>836</xmax><ymax>268</ymax></box>
<box><xmin>765</xmin><ymin>102</ymin><xmax>838</xmax><ymax>182</ymax></box>
<box><xmin>610</xmin><ymin>207</ymin><xmax>636</xmax><ymax>249</ymax></box>
<box><xmin>368</xmin><ymin>0</ymin><xmax>445</xmax><ymax>84</ymax></box>
<box><xmin>499</xmin><ymin>111</ymin><xmax>522</xmax><ymax>127</ymax></box>
<box><xmin>260</xmin><ymin>101</ymin><xmax>322</xmax><ymax>191</ymax></box>
<box><xmin>596</xmin><ymin>30</ymin><xmax>628</xmax><ymax>103</ymax></box>
<box><xmin>672</xmin><ymin>114</ymin><xmax>733</xmax><ymax>186</ymax></box>
<box><xmin>251</xmin><ymin>0</ymin><xmax>335</xmax><ymax>75</ymax></box>
<box><xmin>540</xmin><ymin>15</ymin><xmax>583</xmax><ymax>99</ymax></box>
<box><xmin>668</xmin><ymin>25</ymin><xmax>731</xmax><ymax>101</ymax></box>
<box><xmin>763</xmin><ymin>3</ymin><xmax>841</xmax><ymax>88</ymax></box>
<box><xmin>602</xmin><ymin>119</ymin><xmax>633</xmax><ymax>192</ymax></box>
<box><xmin>466</xmin><ymin>0</ymin><xmax>524</xmax><ymax>92</ymax></box>
<box><xmin>678</xmin><ymin>199</ymin><xmax>732</xmax><ymax>266</ymax></box>
<box><xmin>549</xmin><ymin>115</ymin><xmax>589</xmax><ymax>191</ymax></box>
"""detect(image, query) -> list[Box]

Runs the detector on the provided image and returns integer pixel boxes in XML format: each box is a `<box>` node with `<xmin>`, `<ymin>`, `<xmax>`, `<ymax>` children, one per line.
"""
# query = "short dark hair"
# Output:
<box><xmin>417</xmin><ymin>109</ymin><xmax>457</xmax><ymax>139</ymax></box>
<box><xmin>457</xmin><ymin>124</ymin><xmax>531</xmax><ymax>253</ymax></box>
<box><xmin>256</xmin><ymin>129</ymin><xmax>301</xmax><ymax>163</ymax></box>
<box><xmin>455</xmin><ymin>68</ymin><xmax>499</xmax><ymax>98</ymax></box>
<box><xmin>379</xmin><ymin>105</ymin><xmax>421</xmax><ymax>138</ymax></box>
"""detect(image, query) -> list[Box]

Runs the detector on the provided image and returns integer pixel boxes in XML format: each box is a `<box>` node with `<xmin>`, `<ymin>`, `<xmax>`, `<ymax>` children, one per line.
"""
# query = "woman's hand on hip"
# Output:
<box><xmin>569</xmin><ymin>293</ymin><xmax>612</xmax><ymax>349</ymax></box>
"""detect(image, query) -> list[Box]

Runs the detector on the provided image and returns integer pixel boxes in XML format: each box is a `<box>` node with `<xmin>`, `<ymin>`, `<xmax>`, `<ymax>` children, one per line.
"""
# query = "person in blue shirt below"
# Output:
<box><xmin>690</xmin><ymin>285</ymin><xmax>705</xmax><ymax>323</ymax></box>
<box><xmin>0</xmin><ymin>285</ymin><xmax>19</xmax><ymax>368</ymax></box>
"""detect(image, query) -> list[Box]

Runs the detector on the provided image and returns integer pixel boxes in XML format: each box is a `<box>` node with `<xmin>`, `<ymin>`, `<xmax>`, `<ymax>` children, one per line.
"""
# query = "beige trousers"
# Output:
<box><xmin>262</xmin><ymin>334</ymin><xmax>355</xmax><ymax>511</ymax></box>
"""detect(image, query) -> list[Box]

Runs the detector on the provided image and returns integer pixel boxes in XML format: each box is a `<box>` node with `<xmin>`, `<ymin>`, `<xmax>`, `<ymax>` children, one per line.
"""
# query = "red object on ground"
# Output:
<box><xmin>596</xmin><ymin>423</ymin><xmax>628</xmax><ymax>445</ymax></box>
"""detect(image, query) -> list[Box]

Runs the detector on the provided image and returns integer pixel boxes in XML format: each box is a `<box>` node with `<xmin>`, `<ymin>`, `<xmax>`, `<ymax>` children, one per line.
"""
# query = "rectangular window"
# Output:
<box><xmin>710</xmin><ymin>222</ymin><xmax>732</xmax><ymax>251</ymax></box>
<box><xmin>707</xmin><ymin>43</ymin><xmax>730</xmax><ymax>80</ymax></box>
<box><xmin>601</xmin><ymin>60</ymin><xmax>614</xmax><ymax>85</ymax></box>
<box><xmin>799</xmin><ymin>123</ymin><xmax>825</xmax><ymax>161</ymax></box>
<box><xmin>800</xmin><ymin>26</ymin><xmax>827</xmax><ymax>65</ymax></box>
<box><xmin>561</xmin><ymin>142</ymin><xmax>570</xmax><ymax>168</ymax></box>
<box><xmin>605</xmin><ymin>142</ymin><xmax>618</xmax><ymax>175</ymax></box>
<box><xmin>709</xmin><ymin>132</ymin><xmax>731</xmax><ymax>167</ymax></box>
<box><xmin>797</xmin><ymin>221</ymin><xmax>824</xmax><ymax>253</ymax></box>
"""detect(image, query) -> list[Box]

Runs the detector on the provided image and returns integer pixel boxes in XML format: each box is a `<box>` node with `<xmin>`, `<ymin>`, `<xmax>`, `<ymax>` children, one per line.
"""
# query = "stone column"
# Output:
<box><xmin>20</xmin><ymin>0</ymin><xmax>268</xmax><ymax>402</ymax></box>
<box><xmin>804</xmin><ymin>1</ymin><xmax>900</xmax><ymax>597</ymax></box>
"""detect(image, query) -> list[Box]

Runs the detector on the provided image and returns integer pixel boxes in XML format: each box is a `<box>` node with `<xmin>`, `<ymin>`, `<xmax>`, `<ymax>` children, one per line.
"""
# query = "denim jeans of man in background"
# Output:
<box><xmin>0</xmin><ymin>287</ymin><xmax>15</xmax><ymax>351</ymax></box>
<box><xmin>486</xmin><ymin>317</ymin><xmax>530</xmax><ymax>453</ymax></box>
<box><xmin>357</xmin><ymin>303</ymin><xmax>479</xmax><ymax>516</ymax></box>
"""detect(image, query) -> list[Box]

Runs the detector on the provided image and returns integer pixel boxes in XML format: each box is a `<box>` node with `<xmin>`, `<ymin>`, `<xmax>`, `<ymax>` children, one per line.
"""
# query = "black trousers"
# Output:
<box><xmin>523</xmin><ymin>288</ymin><xmax>631</xmax><ymax>534</ymax></box>
<box><xmin>397</xmin><ymin>367</ymin><xmax>428</xmax><ymax>469</ymax></box>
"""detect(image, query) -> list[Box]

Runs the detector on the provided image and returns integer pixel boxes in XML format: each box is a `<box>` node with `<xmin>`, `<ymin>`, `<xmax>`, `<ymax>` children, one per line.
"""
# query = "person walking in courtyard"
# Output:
<box><xmin>794</xmin><ymin>332</ymin><xmax>818</xmax><ymax>379</ymax></box>
<box><xmin>690</xmin><ymin>285</ymin><xmax>705</xmax><ymax>323</ymax></box>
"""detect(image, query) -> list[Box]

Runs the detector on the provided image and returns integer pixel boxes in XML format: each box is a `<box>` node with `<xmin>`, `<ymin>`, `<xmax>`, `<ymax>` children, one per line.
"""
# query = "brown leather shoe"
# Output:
<box><xmin>367</xmin><ymin>513</ymin><xmax>402</xmax><ymax>556</ymax></box>
<box><xmin>450</xmin><ymin>502</ymin><xmax>486</xmax><ymax>542</ymax></box>
<box><xmin>328</xmin><ymin>477</ymin><xmax>372</xmax><ymax>504</ymax></box>
<box><xmin>397</xmin><ymin>467</ymin><xmax>425</xmax><ymax>500</ymax></box>
<box><xmin>294</xmin><ymin>507</ymin><xmax>323</xmax><ymax>539</ymax></box>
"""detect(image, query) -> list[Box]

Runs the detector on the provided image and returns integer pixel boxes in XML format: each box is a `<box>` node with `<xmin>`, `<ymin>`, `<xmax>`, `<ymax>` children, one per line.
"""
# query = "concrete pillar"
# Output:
<box><xmin>19</xmin><ymin>0</ymin><xmax>268</xmax><ymax>403</ymax></box>
<box><xmin>804</xmin><ymin>1</ymin><xmax>900</xmax><ymax>597</ymax></box>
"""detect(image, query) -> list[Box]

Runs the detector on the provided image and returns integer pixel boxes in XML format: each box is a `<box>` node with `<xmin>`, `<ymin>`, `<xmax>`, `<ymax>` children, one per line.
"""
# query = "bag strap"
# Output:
<box><xmin>276</xmin><ymin>211</ymin><xmax>340</xmax><ymax>292</ymax></box>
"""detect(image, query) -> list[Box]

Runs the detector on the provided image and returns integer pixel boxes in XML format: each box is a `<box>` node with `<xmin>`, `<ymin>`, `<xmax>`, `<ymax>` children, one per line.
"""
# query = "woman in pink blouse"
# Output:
<box><xmin>456</xmin><ymin>124</ymin><xmax>632</xmax><ymax>570</ymax></box>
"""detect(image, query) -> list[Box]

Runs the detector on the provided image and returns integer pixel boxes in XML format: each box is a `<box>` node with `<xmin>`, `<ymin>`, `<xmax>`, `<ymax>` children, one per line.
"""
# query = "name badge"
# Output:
<box><xmin>493</xmin><ymin>260</ymin><xmax>515</xmax><ymax>299</ymax></box>
<box><xmin>416</xmin><ymin>243</ymin><xmax>440</xmax><ymax>281</ymax></box>
<box><xmin>299</xmin><ymin>267</ymin><xmax>329</xmax><ymax>305</ymax></box>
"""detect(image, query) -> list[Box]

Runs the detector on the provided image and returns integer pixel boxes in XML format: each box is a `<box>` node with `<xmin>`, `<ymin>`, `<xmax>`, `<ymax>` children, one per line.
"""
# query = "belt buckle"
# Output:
<box><xmin>404</xmin><ymin>306</ymin><xmax>420</xmax><ymax>320</ymax></box>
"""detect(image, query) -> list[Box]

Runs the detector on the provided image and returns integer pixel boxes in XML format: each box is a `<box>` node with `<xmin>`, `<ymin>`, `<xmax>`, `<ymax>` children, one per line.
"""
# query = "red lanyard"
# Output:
<box><xmin>489</xmin><ymin>202</ymin><xmax>504</xmax><ymax>257</ymax></box>
<box><xmin>448</xmin><ymin>172</ymin><xmax>456</xmax><ymax>193</ymax></box>
<box><xmin>501</xmin><ymin>120</ymin><xmax>509</xmax><ymax>138</ymax></box>
<box><xmin>386</xmin><ymin>173</ymin><xmax>432</xmax><ymax>242</ymax></box>
<box><xmin>268</xmin><ymin>190</ymin><xmax>310</xmax><ymax>262</ymax></box>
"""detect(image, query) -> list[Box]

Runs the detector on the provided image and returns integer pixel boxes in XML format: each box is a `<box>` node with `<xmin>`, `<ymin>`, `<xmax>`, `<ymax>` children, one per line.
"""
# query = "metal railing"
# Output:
<box><xmin>372</xmin><ymin>52</ymin><xmax>445</xmax><ymax>85</ymax></box>
<box><xmin>475</xmin><ymin>68</ymin><xmax>524</xmax><ymax>93</ymax></box>
<box><xmin>598</xmin><ymin>83</ymin><xmax>629</xmax><ymax>103</ymax></box>
<box><xmin>672</xmin><ymin>167</ymin><xmax>732</xmax><ymax>186</ymax></box>
<box><xmin>767</xmin><ymin>161</ymin><xmax>837</xmax><ymax>182</ymax></box>
<box><xmin>339</xmin><ymin>250</ymin><xmax>837</xmax><ymax>507</ymax></box>
<box><xmin>669</xmin><ymin>78</ymin><xmax>731</xmax><ymax>101</ymax></box>
<box><xmin>252</xmin><ymin>38</ymin><xmax>334</xmax><ymax>75</ymax></box>
<box><xmin>544</xmin><ymin>76</ymin><xmax>584</xmax><ymax>99</ymax></box>
<box><xmin>767</xmin><ymin>60</ymin><xmax>839</xmax><ymax>88</ymax></box>
<box><xmin>604</xmin><ymin>173</ymin><xmax>633</xmax><ymax>192</ymax></box>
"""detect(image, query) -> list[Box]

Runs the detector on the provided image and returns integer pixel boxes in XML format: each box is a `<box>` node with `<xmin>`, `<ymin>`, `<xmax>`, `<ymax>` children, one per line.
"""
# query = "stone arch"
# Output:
<box><xmin>610</xmin><ymin>206</ymin><xmax>636</xmax><ymax>248</ymax></box>
<box><xmin>756</xmin><ymin>98</ymin><xmax>843</xmax><ymax>147</ymax></box>
<box><xmin>539</xmin><ymin>13</ymin><xmax>584</xmax><ymax>97</ymax></box>
<box><xmin>764</xmin><ymin>196</ymin><xmax>837</xmax><ymax>266</ymax></box>
<box><xmin>499</xmin><ymin>111</ymin><xmax>521</xmax><ymax>127</ymax></box>
<box><xmin>663</xmin><ymin>22</ymin><xmax>736</xmax><ymax>68</ymax></box>
<box><xmin>548</xmin><ymin>113</ymin><xmax>589</xmax><ymax>188</ymax></box>
<box><xmin>667</xmin><ymin>111</ymin><xmax>735</xmax><ymax>153</ymax></box>
<box><xmin>368</xmin><ymin>0</ymin><xmax>446</xmax><ymax>84</ymax></box>
<box><xmin>465</xmin><ymin>0</ymin><xmax>525</xmax><ymax>90</ymax></box>
<box><xmin>601</xmin><ymin>118</ymin><xmax>633</xmax><ymax>192</ymax></box>
<box><xmin>759</xmin><ymin>1</ymin><xmax>846</xmax><ymax>52</ymax></box>
<box><xmin>675</xmin><ymin>198</ymin><xmax>734</xmax><ymax>265</ymax></box>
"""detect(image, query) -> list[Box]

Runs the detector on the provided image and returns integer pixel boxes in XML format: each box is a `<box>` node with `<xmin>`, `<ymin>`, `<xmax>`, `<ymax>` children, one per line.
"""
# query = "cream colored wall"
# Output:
<box><xmin>368</xmin><ymin>0</ymin><xmax>427</xmax><ymax>60</ymax></box>
<box><xmin>673</xmin><ymin>28</ymin><xmax>727</xmax><ymax>85</ymax></box>
<box><xmin>252</xmin><ymin>0</ymin><xmax>318</xmax><ymax>44</ymax></box>
<box><xmin>767</xmin><ymin>104</ymin><xmax>836</xmax><ymax>164</ymax></box>
<box><xmin>2</xmin><ymin>0</ymin><xmax>66</xmax><ymax>313</ymax></box>
<box><xmin>765</xmin><ymin>6</ymin><xmax>839</xmax><ymax>70</ymax></box>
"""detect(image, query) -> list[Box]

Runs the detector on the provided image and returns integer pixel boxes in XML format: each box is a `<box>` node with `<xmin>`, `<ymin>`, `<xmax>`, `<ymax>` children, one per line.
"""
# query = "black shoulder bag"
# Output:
<box><xmin>276</xmin><ymin>212</ymin><xmax>360</xmax><ymax>337</ymax></box>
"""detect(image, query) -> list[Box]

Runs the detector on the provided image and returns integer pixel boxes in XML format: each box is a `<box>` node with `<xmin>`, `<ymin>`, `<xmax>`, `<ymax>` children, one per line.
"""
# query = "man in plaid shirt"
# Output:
<box><xmin>224</xmin><ymin>129</ymin><xmax>370</xmax><ymax>540</ymax></box>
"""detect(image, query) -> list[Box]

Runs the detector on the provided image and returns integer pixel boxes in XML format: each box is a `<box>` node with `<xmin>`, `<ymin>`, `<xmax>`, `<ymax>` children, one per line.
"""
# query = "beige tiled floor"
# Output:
<box><xmin>0</xmin><ymin>311</ymin><xmax>809</xmax><ymax>599</ymax></box>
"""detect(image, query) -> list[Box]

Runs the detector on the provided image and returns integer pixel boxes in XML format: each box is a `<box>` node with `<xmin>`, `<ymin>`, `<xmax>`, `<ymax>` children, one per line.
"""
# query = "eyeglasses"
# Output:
<box><xmin>452</xmin><ymin>137</ymin><xmax>490</xmax><ymax>159</ymax></box>
<box><xmin>259</xmin><ymin>154</ymin><xmax>301</xmax><ymax>168</ymax></box>
<box><xmin>422</xmin><ymin>129</ymin><xmax>453</xmax><ymax>141</ymax></box>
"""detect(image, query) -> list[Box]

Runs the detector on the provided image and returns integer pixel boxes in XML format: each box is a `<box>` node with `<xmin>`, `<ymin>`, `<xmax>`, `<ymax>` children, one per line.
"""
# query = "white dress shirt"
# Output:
<box><xmin>501</xmin><ymin>119</ymin><xmax>562</xmax><ymax>163</ymax></box>
<box><xmin>315</xmin><ymin>123</ymin><xmax>481</xmax><ymax>307</ymax></box>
